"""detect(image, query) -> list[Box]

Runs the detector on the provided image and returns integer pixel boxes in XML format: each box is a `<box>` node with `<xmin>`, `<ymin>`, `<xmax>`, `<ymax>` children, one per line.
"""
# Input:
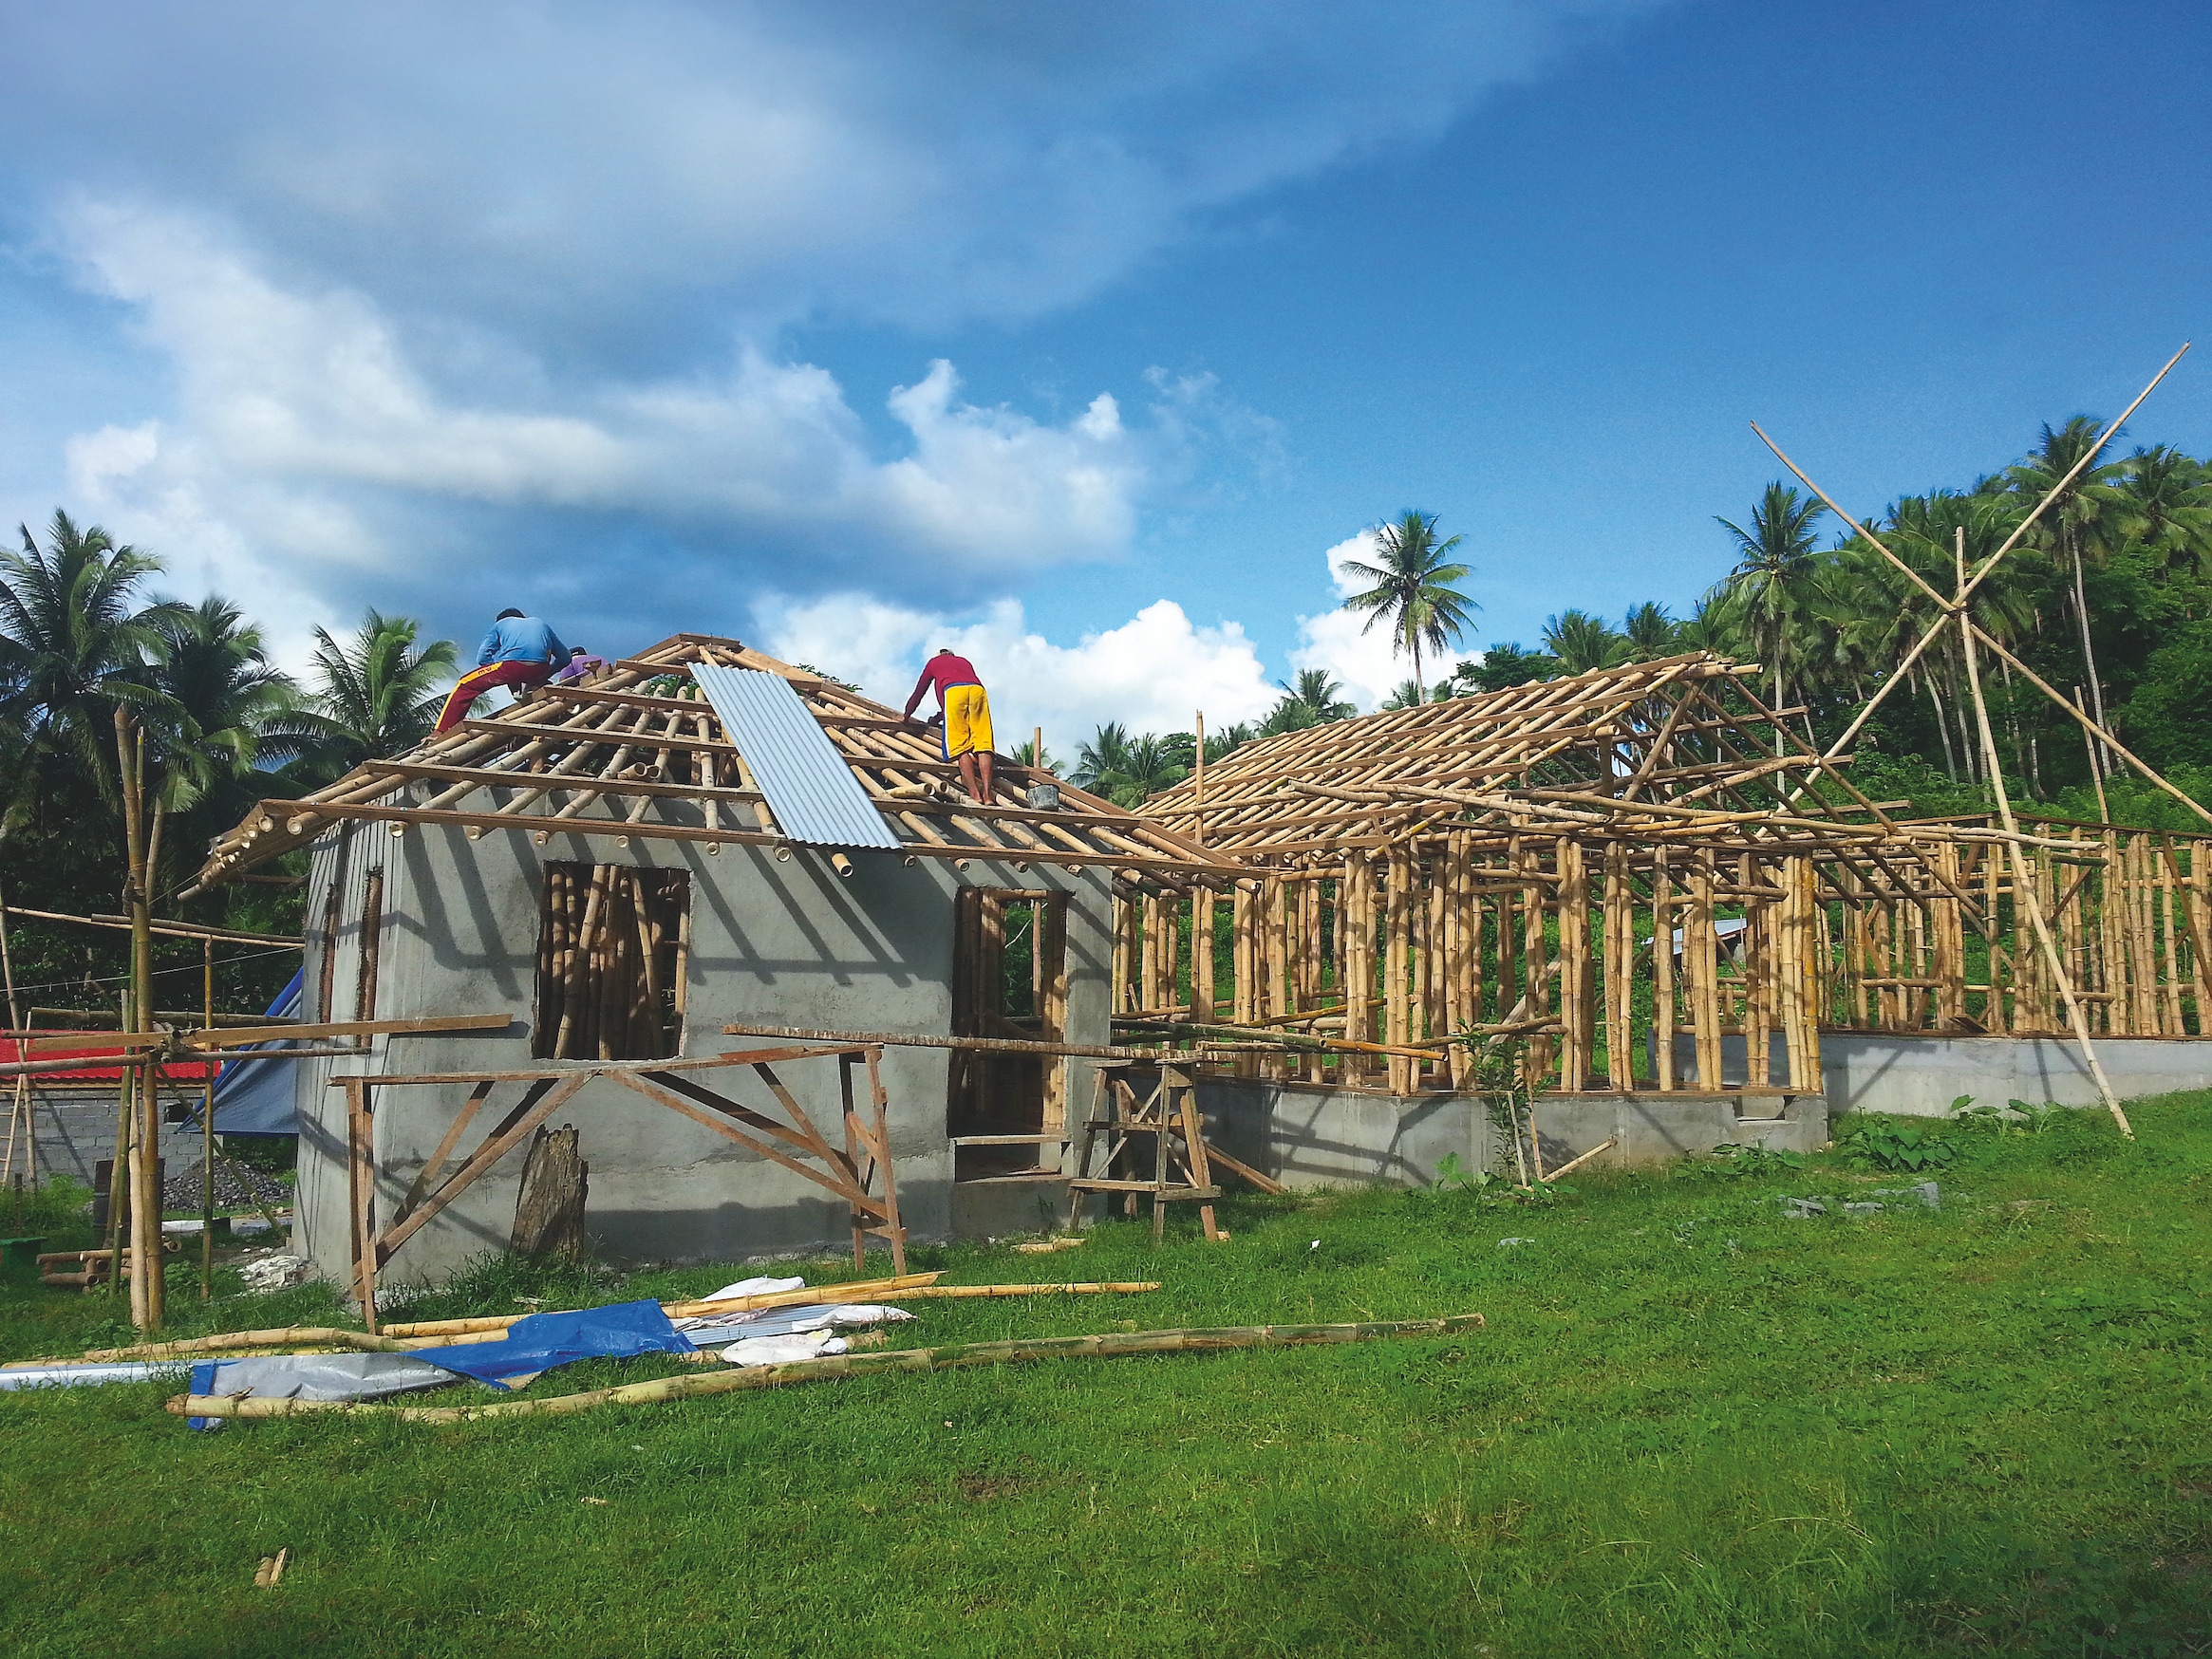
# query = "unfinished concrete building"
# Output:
<box><xmin>193</xmin><ymin>640</ymin><xmax>2212</xmax><ymax>1280</ymax></box>
<box><xmin>192</xmin><ymin>635</ymin><xmax>1214</xmax><ymax>1286</ymax></box>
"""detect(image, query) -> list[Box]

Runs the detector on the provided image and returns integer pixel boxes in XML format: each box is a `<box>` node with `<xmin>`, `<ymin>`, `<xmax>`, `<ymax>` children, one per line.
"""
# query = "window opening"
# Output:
<box><xmin>533</xmin><ymin>864</ymin><xmax>690</xmax><ymax>1060</ymax></box>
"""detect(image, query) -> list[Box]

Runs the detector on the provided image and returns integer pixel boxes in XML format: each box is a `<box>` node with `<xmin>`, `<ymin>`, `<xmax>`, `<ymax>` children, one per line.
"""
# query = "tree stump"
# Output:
<box><xmin>511</xmin><ymin>1125</ymin><xmax>588</xmax><ymax>1259</ymax></box>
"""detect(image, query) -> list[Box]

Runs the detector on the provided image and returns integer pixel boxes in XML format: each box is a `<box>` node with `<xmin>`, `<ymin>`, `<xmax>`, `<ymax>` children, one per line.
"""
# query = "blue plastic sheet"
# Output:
<box><xmin>412</xmin><ymin>1299</ymin><xmax>697</xmax><ymax>1389</ymax></box>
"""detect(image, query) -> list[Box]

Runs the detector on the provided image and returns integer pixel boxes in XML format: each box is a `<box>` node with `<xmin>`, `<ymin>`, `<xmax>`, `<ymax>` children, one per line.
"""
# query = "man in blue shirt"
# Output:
<box><xmin>435</xmin><ymin>608</ymin><xmax>575</xmax><ymax>734</ymax></box>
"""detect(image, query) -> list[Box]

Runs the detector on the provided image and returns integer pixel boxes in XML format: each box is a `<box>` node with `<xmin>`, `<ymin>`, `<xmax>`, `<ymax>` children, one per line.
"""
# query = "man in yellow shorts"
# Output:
<box><xmin>903</xmin><ymin>647</ymin><xmax>996</xmax><ymax>803</ymax></box>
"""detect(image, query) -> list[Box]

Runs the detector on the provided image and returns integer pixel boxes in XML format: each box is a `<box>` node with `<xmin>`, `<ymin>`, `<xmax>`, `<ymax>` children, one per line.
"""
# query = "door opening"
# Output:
<box><xmin>948</xmin><ymin>887</ymin><xmax>1068</xmax><ymax>1178</ymax></box>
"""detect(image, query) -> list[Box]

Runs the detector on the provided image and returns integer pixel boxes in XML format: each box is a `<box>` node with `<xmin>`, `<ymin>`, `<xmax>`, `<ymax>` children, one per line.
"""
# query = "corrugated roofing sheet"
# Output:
<box><xmin>689</xmin><ymin>664</ymin><xmax>901</xmax><ymax>850</ymax></box>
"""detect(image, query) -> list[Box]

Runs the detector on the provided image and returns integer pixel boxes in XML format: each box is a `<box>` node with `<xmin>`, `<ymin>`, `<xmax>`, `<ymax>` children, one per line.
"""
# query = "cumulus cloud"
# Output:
<box><xmin>1289</xmin><ymin>530</ymin><xmax>1479</xmax><ymax>710</ymax></box>
<box><xmin>3</xmin><ymin>1</ymin><xmax>1661</xmax><ymax>671</ymax></box>
<box><xmin>54</xmin><ymin>206</ymin><xmax>1170</xmax><ymax>661</ymax></box>
<box><xmin>754</xmin><ymin>593</ymin><xmax>1276</xmax><ymax>744</ymax></box>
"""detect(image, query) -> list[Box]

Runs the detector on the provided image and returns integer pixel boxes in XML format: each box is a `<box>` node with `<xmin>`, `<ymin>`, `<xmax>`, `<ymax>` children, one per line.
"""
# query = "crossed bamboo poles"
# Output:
<box><xmin>1749</xmin><ymin>342</ymin><xmax>2200</xmax><ymax>1136</ymax></box>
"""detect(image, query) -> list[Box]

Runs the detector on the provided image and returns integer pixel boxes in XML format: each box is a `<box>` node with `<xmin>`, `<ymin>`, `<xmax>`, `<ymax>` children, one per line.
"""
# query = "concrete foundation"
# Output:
<box><xmin>1195</xmin><ymin>1075</ymin><xmax>1826</xmax><ymax>1191</ymax></box>
<box><xmin>1819</xmin><ymin>1032</ymin><xmax>2212</xmax><ymax>1117</ymax></box>
<box><xmin>1662</xmin><ymin>1030</ymin><xmax>2212</xmax><ymax>1118</ymax></box>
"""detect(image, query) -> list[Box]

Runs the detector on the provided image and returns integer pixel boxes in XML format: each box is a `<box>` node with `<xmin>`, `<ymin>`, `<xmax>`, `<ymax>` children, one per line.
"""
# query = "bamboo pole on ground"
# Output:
<box><xmin>170</xmin><ymin>1316</ymin><xmax>1490</xmax><ymax>1423</ymax></box>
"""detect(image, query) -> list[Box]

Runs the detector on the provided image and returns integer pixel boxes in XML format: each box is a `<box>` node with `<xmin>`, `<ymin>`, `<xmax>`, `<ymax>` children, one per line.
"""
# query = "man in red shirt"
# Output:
<box><xmin>904</xmin><ymin>648</ymin><xmax>996</xmax><ymax>803</ymax></box>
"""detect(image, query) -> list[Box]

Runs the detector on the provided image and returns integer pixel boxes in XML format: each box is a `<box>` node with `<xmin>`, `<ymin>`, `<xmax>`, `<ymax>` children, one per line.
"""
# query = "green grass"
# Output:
<box><xmin>2</xmin><ymin>1097</ymin><xmax>2208</xmax><ymax>1657</ymax></box>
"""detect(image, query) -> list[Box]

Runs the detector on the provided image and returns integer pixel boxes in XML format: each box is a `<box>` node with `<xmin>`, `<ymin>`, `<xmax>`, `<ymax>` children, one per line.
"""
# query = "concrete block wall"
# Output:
<box><xmin>1195</xmin><ymin>1076</ymin><xmax>1825</xmax><ymax>1192</ymax></box>
<box><xmin>293</xmin><ymin>820</ymin><xmax>1115</xmax><ymax>1287</ymax></box>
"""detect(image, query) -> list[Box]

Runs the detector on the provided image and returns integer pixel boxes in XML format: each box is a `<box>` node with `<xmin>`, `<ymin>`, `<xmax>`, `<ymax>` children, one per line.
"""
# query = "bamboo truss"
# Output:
<box><xmin>192</xmin><ymin>635</ymin><xmax>1231</xmax><ymax>893</ymax></box>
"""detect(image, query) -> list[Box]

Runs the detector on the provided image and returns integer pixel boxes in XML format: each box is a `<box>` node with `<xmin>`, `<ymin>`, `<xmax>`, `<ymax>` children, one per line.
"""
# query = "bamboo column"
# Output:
<box><xmin>1557</xmin><ymin>842</ymin><xmax>1589</xmax><ymax>1092</ymax></box>
<box><xmin>1191</xmin><ymin>888</ymin><xmax>1216</xmax><ymax>1022</ymax></box>
<box><xmin>1654</xmin><ymin>851</ymin><xmax>1676</xmax><ymax>1090</ymax></box>
<box><xmin>1521</xmin><ymin>836</ymin><xmax>1552</xmax><ymax>1090</ymax></box>
<box><xmin>2158</xmin><ymin>839</ymin><xmax>2184</xmax><ymax>1035</ymax></box>
<box><xmin>1603</xmin><ymin>843</ymin><xmax>1634</xmax><ymax>1090</ymax></box>
<box><xmin>1385</xmin><ymin>848</ymin><xmax>1412</xmax><ymax>1094</ymax></box>
<box><xmin>116</xmin><ymin>709</ymin><xmax>161</xmax><ymax>1331</ymax></box>
<box><xmin>1690</xmin><ymin>852</ymin><xmax>1720</xmax><ymax>1090</ymax></box>
<box><xmin>1342</xmin><ymin>857</ymin><xmax>1373</xmax><ymax>1086</ymax></box>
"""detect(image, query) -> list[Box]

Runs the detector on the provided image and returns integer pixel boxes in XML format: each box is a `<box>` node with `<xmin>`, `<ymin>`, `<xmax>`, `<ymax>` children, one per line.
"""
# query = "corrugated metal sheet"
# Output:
<box><xmin>690</xmin><ymin>664</ymin><xmax>901</xmax><ymax>849</ymax></box>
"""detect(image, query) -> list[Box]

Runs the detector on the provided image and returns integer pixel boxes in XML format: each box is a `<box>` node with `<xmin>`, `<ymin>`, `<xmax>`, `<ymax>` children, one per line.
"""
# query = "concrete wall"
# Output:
<box><xmin>8</xmin><ymin>1091</ymin><xmax>203</xmax><ymax>1190</ymax></box>
<box><xmin>1818</xmin><ymin>1032</ymin><xmax>2212</xmax><ymax>1117</ymax></box>
<box><xmin>1658</xmin><ymin>1029</ymin><xmax>2212</xmax><ymax>1118</ymax></box>
<box><xmin>294</xmin><ymin>818</ymin><xmax>1113</xmax><ymax>1288</ymax></box>
<box><xmin>1195</xmin><ymin>1075</ymin><xmax>1825</xmax><ymax>1191</ymax></box>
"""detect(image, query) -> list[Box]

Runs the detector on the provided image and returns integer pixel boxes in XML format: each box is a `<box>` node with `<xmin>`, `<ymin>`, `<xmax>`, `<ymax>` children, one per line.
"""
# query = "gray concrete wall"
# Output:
<box><xmin>1818</xmin><ymin>1032</ymin><xmax>2212</xmax><ymax>1117</ymax></box>
<box><xmin>1194</xmin><ymin>1075</ymin><xmax>1825</xmax><ymax>1191</ymax></box>
<box><xmin>294</xmin><ymin>818</ymin><xmax>1113</xmax><ymax>1289</ymax></box>
<box><xmin>1657</xmin><ymin>1028</ymin><xmax>2212</xmax><ymax>1118</ymax></box>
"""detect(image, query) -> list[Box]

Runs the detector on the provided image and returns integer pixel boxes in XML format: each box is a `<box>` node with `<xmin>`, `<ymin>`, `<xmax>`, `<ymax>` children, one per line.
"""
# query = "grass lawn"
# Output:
<box><xmin>2</xmin><ymin>1097</ymin><xmax>2208</xmax><ymax>1658</ymax></box>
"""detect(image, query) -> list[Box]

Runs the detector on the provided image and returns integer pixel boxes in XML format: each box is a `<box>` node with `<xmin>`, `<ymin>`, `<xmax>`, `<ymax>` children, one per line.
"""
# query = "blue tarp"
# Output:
<box><xmin>194</xmin><ymin>970</ymin><xmax>304</xmax><ymax>1136</ymax></box>
<box><xmin>408</xmin><ymin>1299</ymin><xmax>697</xmax><ymax>1389</ymax></box>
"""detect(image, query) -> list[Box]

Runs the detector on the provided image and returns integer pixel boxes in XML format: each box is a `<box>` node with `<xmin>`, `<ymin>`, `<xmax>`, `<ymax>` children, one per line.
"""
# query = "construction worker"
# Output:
<box><xmin>904</xmin><ymin>646</ymin><xmax>996</xmax><ymax>802</ymax></box>
<box><xmin>554</xmin><ymin>643</ymin><xmax>608</xmax><ymax>683</ymax></box>
<box><xmin>435</xmin><ymin>607</ymin><xmax>574</xmax><ymax>735</ymax></box>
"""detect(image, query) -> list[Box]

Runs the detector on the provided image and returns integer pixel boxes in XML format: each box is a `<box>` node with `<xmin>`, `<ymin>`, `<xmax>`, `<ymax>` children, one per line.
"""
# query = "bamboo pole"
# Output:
<box><xmin>170</xmin><ymin>1316</ymin><xmax>1489</xmax><ymax>1423</ymax></box>
<box><xmin>1385</xmin><ymin>849</ymin><xmax>1411</xmax><ymax>1092</ymax></box>
<box><xmin>118</xmin><ymin>712</ymin><xmax>161</xmax><ymax>1332</ymax></box>
<box><xmin>1955</xmin><ymin>533</ymin><xmax>2132</xmax><ymax>1136</ymax></box>
<box><xmin>1654</xmin><ymin>851</ymin><xmax>1676</xmax><ymax>1090</ymax></box>
<box><xmin>201</xmin><ymin>938</ymin><xmax>215</xmax><ymax>1302</ymax></box>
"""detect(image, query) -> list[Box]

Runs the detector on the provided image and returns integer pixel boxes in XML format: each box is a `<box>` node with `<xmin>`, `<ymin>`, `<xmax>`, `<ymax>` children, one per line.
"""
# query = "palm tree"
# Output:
<box><xmin>1270</xmin><ymin>668</ymin><xmax>1356</xmax><ymax>729</ymax></box>
<box><xmin>1717</xmin><ymin>482</ymin><xmax>1827</xmax><ymax>730</ymax></box>
<box><xmin>1338</xmin><ymin>512</ymin><xmax>1478</xmax><ymax>699</ymax></box>
<box><xmin>1445</xmin><ymin>643</ymin><xmax>1558</xmax><ymax>696</ymax></box>
<box><xmin>1620</xmin><ymin>602</ymin><xmax>1678</xmax><ymax>662</ymax></box>
<box><xmin>1380</xmin><ymin>678</ymin><xmax>1431</xmax><ymax>710</ymax></box>
<box><xmin>1073</xmin><ymin>722</ymin><xmax>1135</xmax><ymax>793</ymax></box>
<box><xmin>145</xmin><ymin>599</ymin><xmax>316</xmax><ymax>811</ymax></box>
<box><xmin>1541</xmin><ymin>609</ymin><xmax>1629</xmax><ymax>675</ymax></box>
<box><xmin>2112</xmin><ymin>445</ymin><xmax>2212</xmax><ymax>583</ymax></box>
<box><xmin>0</xmin><ymin>511</ymin><xmax>187</xmax><ymax>822</ymax></box>
<box><xmin>1071</xmin><ymin>723</ymin><xmax>1187</xmax><ymax>808</ymax></box>
<box><xmin>303</xmin><ymin>610</ymin><xmax>459</xmax><ymax>774</ymax></box>
<box><xmin>1202</xmin><ymin>721</ymin><xmax>1255</xmax><ymax>763</ymax></box>
<box><xmin>2004</xmin><ymin>418</ymin><xmax>2128</xmax><ymax>768</ymax></box>
<box><xmin>1675</xmin><ymin>591</ymin><xmax>1747</xmax><ymax>659</ymax></box>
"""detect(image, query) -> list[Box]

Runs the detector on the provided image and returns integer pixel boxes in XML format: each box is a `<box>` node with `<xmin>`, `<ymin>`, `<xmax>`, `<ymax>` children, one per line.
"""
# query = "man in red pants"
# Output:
<box><xmin>435</xmin><ymin>608</ymin><xmax>574</xmax><ymax>735</ymax></box>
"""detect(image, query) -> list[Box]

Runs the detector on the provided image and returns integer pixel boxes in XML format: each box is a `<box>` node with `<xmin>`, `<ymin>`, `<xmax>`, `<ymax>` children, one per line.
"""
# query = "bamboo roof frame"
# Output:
<box><xmin>1142</xmin><ymin>652</ymin><xmax>1945</xmax><ymax>873</ymax></box>
<box><xmin>192</xmin><ymin>634</ymin><xmax>1238</xmax><ymax>891</ymax></box>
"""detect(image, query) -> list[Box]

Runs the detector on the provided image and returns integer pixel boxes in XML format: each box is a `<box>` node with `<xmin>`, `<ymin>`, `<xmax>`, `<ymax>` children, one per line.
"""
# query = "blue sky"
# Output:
<box><xmin>2</xmin><ymin>1</ymin><xmax>2206</xmax><ymax>737</ymax></box>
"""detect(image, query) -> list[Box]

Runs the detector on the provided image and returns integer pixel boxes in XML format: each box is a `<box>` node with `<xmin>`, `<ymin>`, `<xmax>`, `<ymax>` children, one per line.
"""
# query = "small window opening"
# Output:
<box><xmin>534</xmin><ymin>863</ymin><xmax>690</xmax><ymax>1060</ymax></box>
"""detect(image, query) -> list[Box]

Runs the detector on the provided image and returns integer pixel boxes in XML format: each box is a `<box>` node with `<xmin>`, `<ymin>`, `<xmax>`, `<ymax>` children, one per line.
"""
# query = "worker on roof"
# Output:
<box><xmin>554</xmin><ymin>643</ymin><xmax>608</xmax><ymax>683</ymax></box>
<box><xmin>434</xmin><ymin>608</ymin><xmax>574</xmax><ymax>735</ymax></box>
<box><xmin>904</xmin><ymin>646</ymin><xmax>995</xmax><ymax>803</ymax></box>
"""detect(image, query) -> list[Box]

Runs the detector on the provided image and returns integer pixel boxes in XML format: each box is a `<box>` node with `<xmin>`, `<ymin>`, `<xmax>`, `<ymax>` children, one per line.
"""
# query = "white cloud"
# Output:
<box><xmin>1290</xmin><ymin>530</ymin><xmax>1478</xmax><ymax>711</ymax></box>
<box><xmin>754</xmin><ymin>592</ymin><xmax>1276</xmax><ymax>747</ymax></box>
<box><xmin>55</xmin><ymin>206</ymin><xmax>1170</xmax><ymax>662</ymax></box>
<box><xmin>2</xmin><ymin>2</ymin><xmax>1667</xmax><ymax>342</ymax></box>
